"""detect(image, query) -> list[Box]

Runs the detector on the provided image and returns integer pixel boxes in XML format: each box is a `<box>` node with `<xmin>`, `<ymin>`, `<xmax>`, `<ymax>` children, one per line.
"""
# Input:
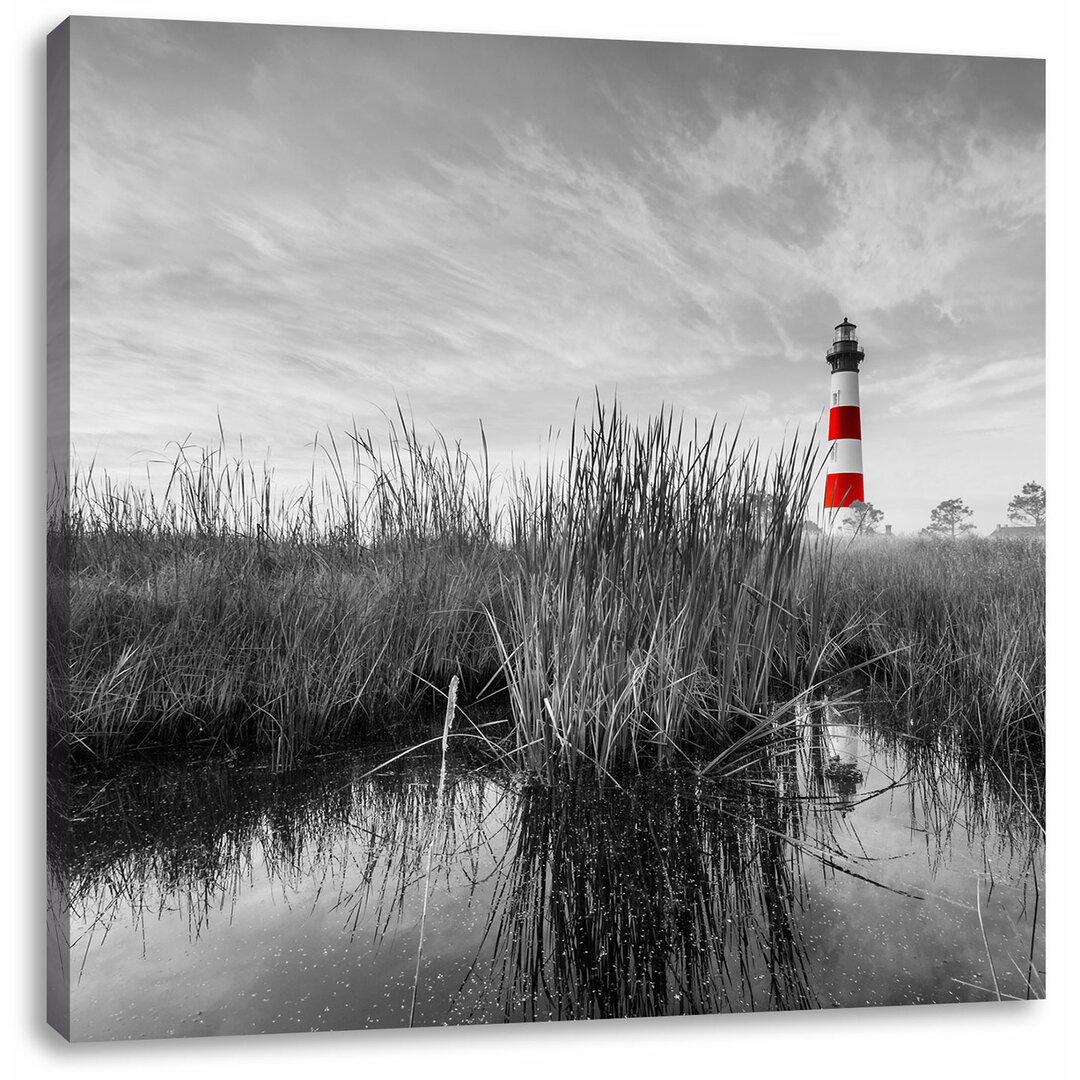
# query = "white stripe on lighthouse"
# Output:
<box><xmin>829</xmin><ymin>371</ymin><xmax>861</xmax><ymax>408</ymax></box>
<box><xmin>827</xmin><ymin>438</ymin><xmax>864</xmax><ymax>474</ymax></box>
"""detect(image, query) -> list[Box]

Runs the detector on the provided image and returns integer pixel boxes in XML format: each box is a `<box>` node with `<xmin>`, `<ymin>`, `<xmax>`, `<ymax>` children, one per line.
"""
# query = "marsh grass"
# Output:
<box><xmin>51</xmin><ymin>413</ymin><xmax>506</xmax><ymax>763</ymax></box>
<box><xmin>50</xmin><ymin>399</ymin><xmax>1045</xmax><ymax>776</ymax></box>
<box><xmin>823</xmin><ymin>536</ymin><xmax>1045</xmax><ymax>760</ymax></box>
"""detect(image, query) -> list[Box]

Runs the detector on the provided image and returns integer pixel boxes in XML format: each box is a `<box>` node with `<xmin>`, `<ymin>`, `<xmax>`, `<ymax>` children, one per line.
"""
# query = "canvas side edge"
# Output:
<box><xmin>46</xmin><ymin>14</ymin><xmax>72</xmax><ymax>1044</ymax></box>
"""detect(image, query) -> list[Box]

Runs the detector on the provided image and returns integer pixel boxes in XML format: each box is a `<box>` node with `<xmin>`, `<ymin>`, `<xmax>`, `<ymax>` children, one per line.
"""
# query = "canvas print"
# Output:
<box><xmin>46</xmin><ymin>17</ymin><xmax>1045</xmax><ymax>1041</ymax></box>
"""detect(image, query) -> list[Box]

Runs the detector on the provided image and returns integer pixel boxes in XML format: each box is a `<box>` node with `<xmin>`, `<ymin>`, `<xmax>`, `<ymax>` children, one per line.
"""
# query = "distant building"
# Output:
<box><xmin>989</xmin><ymin>523</ymin><xmax>1045</xmax><ymax>540</ymax></box>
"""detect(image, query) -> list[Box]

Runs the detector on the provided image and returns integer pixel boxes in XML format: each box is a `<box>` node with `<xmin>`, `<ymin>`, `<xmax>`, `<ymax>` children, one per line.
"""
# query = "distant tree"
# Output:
<box><xmin>922</xmin><ymin>498</ymin><xmax>976</xmax><ymax>539</ymax></box>
<box><xmin>749</xmin><ymin>491</ymin><xmax>782</xmax><ymax>528</ymax></box>
<box><xmin>842</xmin><ymin>500</ymin><xmax>885</xmax><ymax>536</ymax></box>
<box><xmin>802</xmin><ymin>520</ymin><xmax>822</xmax><ymax>536</ymax></box>
<box><xmin>1007</xmin><ymin>481</ymin><xmax>1046</xmax><ymax>526</ymax></box>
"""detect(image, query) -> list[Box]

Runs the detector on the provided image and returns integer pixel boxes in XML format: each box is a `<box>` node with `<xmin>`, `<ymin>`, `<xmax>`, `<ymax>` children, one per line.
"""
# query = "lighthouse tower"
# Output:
<box><xmin>823</xmin><ymin>317</ymin><xmax>865</xmax><ymax>511</ymax></box>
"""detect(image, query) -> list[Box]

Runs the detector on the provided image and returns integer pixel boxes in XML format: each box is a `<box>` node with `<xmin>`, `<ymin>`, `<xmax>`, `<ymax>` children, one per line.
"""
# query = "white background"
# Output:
<box><xmin>5</xmin><ymin>2</ymin><xmax>1077</xmax><ymax>1077</ymax></box>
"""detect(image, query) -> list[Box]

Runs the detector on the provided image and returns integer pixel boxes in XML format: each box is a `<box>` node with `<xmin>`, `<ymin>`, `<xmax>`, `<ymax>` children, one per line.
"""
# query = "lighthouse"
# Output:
<box><xmin>823</xmin><ymin>317</ymin><xmax>865</xmax><ymax>511</ymax></box>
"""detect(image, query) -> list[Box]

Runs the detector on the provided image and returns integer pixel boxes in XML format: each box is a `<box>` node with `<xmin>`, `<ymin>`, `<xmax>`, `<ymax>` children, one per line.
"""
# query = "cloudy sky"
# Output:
<box><xmin>68</xmin><ymin>17</ymin><xmax>1044</xmax><ymax>533</ymax></box>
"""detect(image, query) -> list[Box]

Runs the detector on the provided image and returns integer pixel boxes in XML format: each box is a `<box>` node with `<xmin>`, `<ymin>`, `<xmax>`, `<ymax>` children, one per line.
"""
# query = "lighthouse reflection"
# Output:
<box><xmin>809</xmin><ymin>698</ymin><xmax>865</xmax><ymax>812</ymax></box>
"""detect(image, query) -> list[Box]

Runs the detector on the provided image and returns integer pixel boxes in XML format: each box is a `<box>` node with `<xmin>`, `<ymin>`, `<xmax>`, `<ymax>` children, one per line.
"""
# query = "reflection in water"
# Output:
<box><xmin>54</xmin><ymin>699</ymin><xmax>1044</xmax><ymax>1039</ymax></box>
<box><xmin>486</xmin><ymin>775</ymin><xmax>816</xmax><ymax>1019</ymax></box>
<box><xmin>816</xmin><ymin>715</ymin><xmax>864</xmax><ymax>808</ymax></box>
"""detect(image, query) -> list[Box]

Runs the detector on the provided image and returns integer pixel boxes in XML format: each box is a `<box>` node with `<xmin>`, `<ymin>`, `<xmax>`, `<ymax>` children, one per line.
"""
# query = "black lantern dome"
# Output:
<box><xmin>826</xmin><ymin>317</ymin><xmax>865</xmax><ymax>373</ymax></box>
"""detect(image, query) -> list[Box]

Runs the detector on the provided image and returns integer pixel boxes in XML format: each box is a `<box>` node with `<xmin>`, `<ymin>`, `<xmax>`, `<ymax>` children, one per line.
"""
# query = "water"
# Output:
<box><xmin>54</xmin><ymin>702</ymin><xmax>1044</xmax><ymax>1040</ymax></box>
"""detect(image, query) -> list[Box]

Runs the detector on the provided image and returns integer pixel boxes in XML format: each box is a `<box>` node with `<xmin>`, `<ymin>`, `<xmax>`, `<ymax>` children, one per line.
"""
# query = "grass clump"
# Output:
<box><xmin>495</xmin><ymin>402</ymin><xmax>828</xmax><ymax>779</ymax></box>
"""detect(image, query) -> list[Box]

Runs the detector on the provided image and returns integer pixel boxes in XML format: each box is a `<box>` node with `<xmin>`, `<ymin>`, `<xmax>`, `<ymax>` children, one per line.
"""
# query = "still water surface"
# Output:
<box><xmin>59</xmin><ymin>704</ymin><xmax>1044</xmax><ymax>1039</ymax></box>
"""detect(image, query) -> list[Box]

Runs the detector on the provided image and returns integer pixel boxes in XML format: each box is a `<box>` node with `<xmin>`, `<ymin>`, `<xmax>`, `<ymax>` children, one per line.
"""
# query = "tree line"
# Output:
<box><xmin>837</xmin><ymin>481</ymin><xmax>1045</xmax><ymax>537</ymax></box>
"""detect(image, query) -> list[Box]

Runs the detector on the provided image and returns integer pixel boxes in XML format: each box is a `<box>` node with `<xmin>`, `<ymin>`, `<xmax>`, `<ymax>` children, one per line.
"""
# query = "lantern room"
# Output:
<box><xmin>826</xmin><ymin>317</ymin><xmax>865</xmax><ymax>373</ymax></box>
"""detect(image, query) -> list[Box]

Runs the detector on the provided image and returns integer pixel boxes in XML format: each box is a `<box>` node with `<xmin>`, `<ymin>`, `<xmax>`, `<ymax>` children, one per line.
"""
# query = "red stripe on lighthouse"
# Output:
<box><xmin>824</xmin><ymin>472</ymin><xmax>864</xmax><ymax>508</ymax></box>
<box><xmin>828</xmin><ymin>405</ymin><xmax>862</xmax><ymax>441</ymax></box>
